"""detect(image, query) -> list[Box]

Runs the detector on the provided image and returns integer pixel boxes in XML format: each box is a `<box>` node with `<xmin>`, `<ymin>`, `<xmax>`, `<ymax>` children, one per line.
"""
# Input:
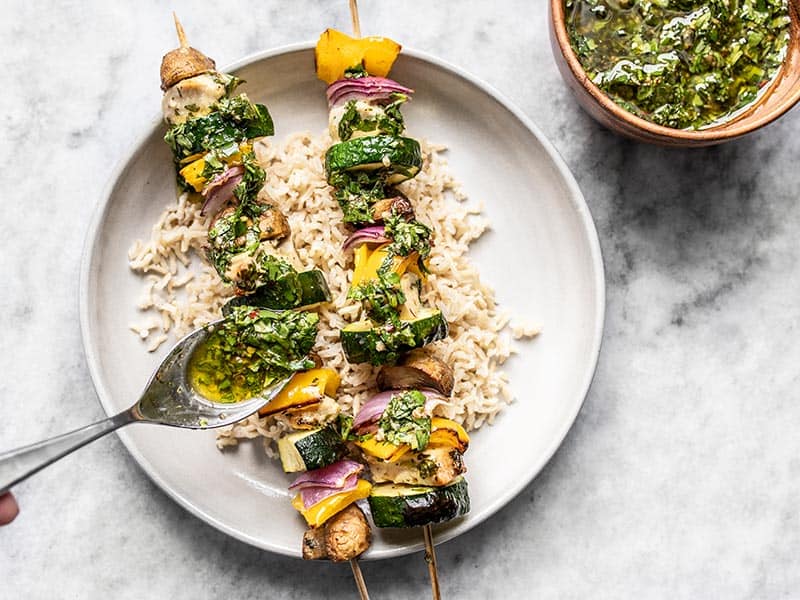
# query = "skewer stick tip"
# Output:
<box><xmin>348</xmin><ymin>0</ymin><xmax>362</xmax><ymax>38</ymax></box>
<box><xmin>423</xmin><ymin>525</ymin><xmax>442</xmax><ymax>600</ymax></box>
<box><xmin>350</xmin><ymin>558</ymin><xmax>370</xmax><ymax>600</ymax></box>
<box><xmin>173</xmin><ymin>12</ymin><xmax>189</xmax><ymax>48</ymax></box>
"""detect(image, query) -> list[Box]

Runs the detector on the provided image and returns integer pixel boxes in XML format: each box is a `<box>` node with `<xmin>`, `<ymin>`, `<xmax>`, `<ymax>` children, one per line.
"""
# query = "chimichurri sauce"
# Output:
<box><xmin>188</xmin><ymin>334</ymin><xmax>267</xmax><ymax>403</ymax></box>
<box><xmin>187</xmin><ymin>306</ymin><xmax>318</xmax><ymax>404</ymax></box>
<box><xmin>565</xmin><ymin>0</ymin><xmax>791</xmax><ymax>129</ymax></box>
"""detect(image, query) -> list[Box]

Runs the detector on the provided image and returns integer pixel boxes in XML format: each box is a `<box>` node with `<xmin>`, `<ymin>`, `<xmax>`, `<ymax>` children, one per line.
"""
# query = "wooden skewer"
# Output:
<box><xmin>349</xmin><ymin>0</ymin><xmax>362</xmax><ymax>37</ymax></box>
<box><xmin>173</xmin><ymin>11</ymin><xmax>189</xmax><ymax>48</ymax></box>
<box><xmin>423</xmin><ymin>525</ymin><xmax>442</xmax><ymax>600</ymax></box>
<box><xmin>344</xmin><ymin>1</ymin><xmax>443</xmax><ymax>597</ymax></box>
<box><xmin>350</xmin><ymin>558</ymin><xmax>370</xmax><ymax>600</ymax></box>
<box><xmin>342</xmin><ymin>4</ymin><xmax>371</xmax><ymax>598</ymax></box>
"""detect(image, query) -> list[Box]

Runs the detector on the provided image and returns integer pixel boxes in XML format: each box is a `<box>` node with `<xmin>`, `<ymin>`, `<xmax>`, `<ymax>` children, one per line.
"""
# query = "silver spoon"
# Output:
<box><xmin>0</xmin><ymin>319</ymin><xmax>291</xmax><ymax>494</ymax></box>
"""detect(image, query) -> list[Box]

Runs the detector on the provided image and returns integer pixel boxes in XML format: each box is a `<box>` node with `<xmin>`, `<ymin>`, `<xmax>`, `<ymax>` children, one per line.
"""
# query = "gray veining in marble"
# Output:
<box><xmin>2</xmin><ymin>1</ymin><xmax>800</xmax><ymax>598</ymax></box>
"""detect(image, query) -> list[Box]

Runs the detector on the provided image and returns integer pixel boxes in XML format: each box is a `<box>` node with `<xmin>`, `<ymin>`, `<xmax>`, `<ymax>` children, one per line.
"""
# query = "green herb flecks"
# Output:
<box><xmin>329</xmin><ymin>170</ymin><xmax>392</xmax><ymax>224</ymax></box>
<box><xmin>188</xmin><ymin>307</ymin><xmax>318</xmax><ymax>403</ymax></box>
<box><xmin>383</xmin><ymin>213</ymin><xmax>433</xmax><ymax>273</ymax></box>
<box><xmin>233</xmin><ymin>152</ymin><xmax>266</xmax><ymax>206</ymax></box>
<box><xmin>165</xmin><ymin>93</ymin><xmax>274</xmax><ymax>162</ymax></box>
<box><xmin>349</xmin><ymin>270</ymin><xmax>406</xmax><ymax>323</ymax></box>
<box><xmin>377</xmin><ymin>390</ymin><xmax>431</xmax><ymax>450</ymax></box>
<box><xmin>344</xmin><ymin>64</ymin><xmax>370</xmax><ymax>79</ymax></box>
<box><xmin>565</xmin><ymin>0</ymin><xmax>791</xmax><ymax>129</ymax></box>
<box><xmin>416</xmin><ymin>457</ymin><xmax>439</xmax><ymax>480</ymax></box>
<box><xmin>206</xmin><ymin>205</ymin><xmax>300</xmax><ymax>294</ymax></box>
<box><xmin>337</xmin><ymin>95</ymin><xmax>408</xmax><ymax>142</ymax></box>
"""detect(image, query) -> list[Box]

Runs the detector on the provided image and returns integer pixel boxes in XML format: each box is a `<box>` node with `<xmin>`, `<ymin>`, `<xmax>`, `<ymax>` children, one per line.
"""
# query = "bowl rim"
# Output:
<box><xmin>550</xmin><ymin>0</ymin><xmax>800</xmax><ymax>142</ymax></box>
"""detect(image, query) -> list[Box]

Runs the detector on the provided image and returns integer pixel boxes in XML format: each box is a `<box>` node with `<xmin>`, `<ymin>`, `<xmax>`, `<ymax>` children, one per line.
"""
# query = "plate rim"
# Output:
<box><xmin>79</xmin><ymin>41</ymin><xmax>606</xmax><ymax>559</ymax></box>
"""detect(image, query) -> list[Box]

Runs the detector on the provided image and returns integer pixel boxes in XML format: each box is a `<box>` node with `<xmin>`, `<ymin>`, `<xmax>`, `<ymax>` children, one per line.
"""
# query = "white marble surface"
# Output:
<box><xmin>2</xmin><ymin>1</ymin><xmax>800</xmax><ymax>598</ymax></box>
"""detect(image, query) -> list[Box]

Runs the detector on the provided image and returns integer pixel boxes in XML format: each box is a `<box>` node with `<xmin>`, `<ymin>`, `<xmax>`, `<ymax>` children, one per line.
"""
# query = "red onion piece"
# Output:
<box><xmin>342</xmin><ymin>226</ymin><xmax>389</xmax><ymax>251</ymax></box>
<box><xmin>288</xmin><ymin>459</ymin><xmax>364</xmax><ymax>491</ymax></box>
<box><xmin>327</xmin><ymin>76</ymin><xmax>414</xmax><ymax>108</ymax></box>
<box><xmin>300</xmin><ymin>473</ymin><xmax>360</xmax><ymax>509</ymax></box>
<box><xmin>200</xmin><ymin>165</ymin><xmax>244</xmax><ymax>217</ymax></box>
<box><xmin>352</xmin><ymin>391</ymin><xmax>396</xmax><ymax>429</ymax></box>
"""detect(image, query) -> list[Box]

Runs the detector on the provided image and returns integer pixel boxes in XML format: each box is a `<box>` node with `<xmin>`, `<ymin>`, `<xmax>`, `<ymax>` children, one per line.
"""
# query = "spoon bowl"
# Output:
<box><xmin>0</xmin><ymin>319</ymin><xmax>291</xmax><ymax>494</ymax></box>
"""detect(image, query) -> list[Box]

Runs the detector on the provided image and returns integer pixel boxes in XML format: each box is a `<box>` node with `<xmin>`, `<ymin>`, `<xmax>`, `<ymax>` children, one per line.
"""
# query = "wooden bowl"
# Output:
<box><xmin>549</xmin><ymin>0</ymin><xmax>800</xmax><ymax>147</ymax></box>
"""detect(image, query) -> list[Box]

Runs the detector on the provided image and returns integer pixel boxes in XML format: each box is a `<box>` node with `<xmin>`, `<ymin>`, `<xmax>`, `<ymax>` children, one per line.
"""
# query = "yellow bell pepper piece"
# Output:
<box><xmin>259</xmin><ymin>368</ymin><xmax>341</xmax><ymax>416</ymax></box>
<box><xmin>315</xmin><ymin>29</ymin><xmax>402</xmax><ymax>84</ymax></box>
<box><xmin>351</xmin><ymin>243</ymin><xmax>418</xmax><ymax>288</ymax></box>
<box><xmin>292</xmin><ymin>479</ymin><xmax>372</xmax><ymax>527</ymax></box>
<box><xmin>355</xmin><ymin>437</ymin><xmax>411</xmax><ymax>462</ymax></box>
<box><xmin>351</xmin><ymin>243</ymin><xmax>371</xmax><ymax>287</ymax></box>
<box><xmin>179</xmin><ymin>158</ymin><xmax>207</xmax><ymax>192</ymax></box>
<box><xmin>356</xmin><ymin>418</ymin><xmax>467</xmax><ymax>459</ymax></box>
<box><xmin>361</xmin><ymin>37</ymin><xmax>403</xmax><ymax>79</ymax></box>
<box><xmin>178</xmin><ymin>143</ymin><xmax>254</xmax><ymax>192</ymax></box>
<box><xmin>179</xmin><ymin>151</ymin><xmax>205</xmax><ymax>166</ymax></box>
<box><xmin>431</xmin><ymin>418</ymin><xmax>470</xmax><ymax>444</ymax></box>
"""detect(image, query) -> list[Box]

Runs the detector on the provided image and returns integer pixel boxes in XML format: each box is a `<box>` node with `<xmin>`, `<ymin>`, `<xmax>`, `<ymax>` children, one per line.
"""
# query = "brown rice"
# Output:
<box><xmin>127</xmin><ymin>132</ymin><xmax>535</xmax><ymax>452</ymax></box>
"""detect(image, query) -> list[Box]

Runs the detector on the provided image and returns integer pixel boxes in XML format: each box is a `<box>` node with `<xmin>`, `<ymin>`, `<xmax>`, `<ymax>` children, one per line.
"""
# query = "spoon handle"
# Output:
<box><xmin>0</xmin><ymin>409</ymin><xmax>136</xmax><ymax>494</ymax></box>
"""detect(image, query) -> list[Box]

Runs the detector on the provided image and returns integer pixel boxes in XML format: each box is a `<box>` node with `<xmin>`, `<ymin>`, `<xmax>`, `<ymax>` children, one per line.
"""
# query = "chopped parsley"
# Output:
<box><xmin>566</xmin><ymin>0</ymin><xmax>791</xmax><ymax>129</ymax></box>
<box><xmin>349</xmin><ymin>270</ymin><xmax>406</xmax><ymax>323</ymax></box>
<box><xmin>416</xmin><ymin>456</ymin><xmax>439</xmax><ymax>479</ymax></box>
<box><xmin>329</xmin><ymin>170</ymin><xmax>392</xmax><ymax>224</ymax></box>
<box><xmin>187</xmin><ymin>307</ymin><xmax>318</xmax><ymax>403</ymax></box>
<box><xmin>233</xmin><ymin>152</ymin><xmax>266</xmax><ymax>206</ymax></box>
<box><xmin>383</xmin><ymin>213</ymin><xmax>433</xmax><ymax>273</ymax></box>
<box><xmin>344</xmin><ymin>64</ymin><xmax>369</xmax><ymax>79</ymax></box>
<box><xmin>165</xmin><ymin>94</ymin><xmax>274</xmax><ymax>161</ymax></box>
<box><xmin>206</xmin><ymin>207</ymin><xmax>299</xmax><ymax>293</ymax></box>
<box><xmin>337</xmin><ymin>95</ymin><xmax>408</xmax><ymax>142</ymax></box>
<box><xmin>377</xmin><ymin>390</ymin><xmax>431</xmax><ymax>450</ymax></box>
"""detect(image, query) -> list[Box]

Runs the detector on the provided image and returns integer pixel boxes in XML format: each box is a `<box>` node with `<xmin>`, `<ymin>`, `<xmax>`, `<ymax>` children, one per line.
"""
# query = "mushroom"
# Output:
<box><xmin>376</xmin><ymin>349</ymin><xmax>455</xmax><ymax>396</ymax></box>
<box><xmin>257</xmin><ymin>205</ymin><xmax>291</xmax><ymax>241</ymax></box>
<box><xmin>302</xmin><ymin>504</ymin><xmax>372</xmax><ymax>562</ymax></box>
<box><xmin>160</xmin><ymin>14</ymin><xmax>217</xmax><ymax>91</ymax></box>
<box><xmin>371</xmin><ymin>194</ymin><xmax>414</xmax><ymax>222</ymax></box>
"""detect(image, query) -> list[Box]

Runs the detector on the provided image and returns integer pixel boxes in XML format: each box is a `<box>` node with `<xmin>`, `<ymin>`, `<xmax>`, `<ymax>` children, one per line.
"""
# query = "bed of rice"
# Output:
<box><xmin>128</xmin><ymin>132</ymin><xmax>537</xmax><ymax>452</ymax></box>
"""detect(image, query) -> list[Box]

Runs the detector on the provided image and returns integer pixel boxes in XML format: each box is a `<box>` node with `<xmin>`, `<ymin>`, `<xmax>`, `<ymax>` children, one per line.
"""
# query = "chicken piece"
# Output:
<box><xmin>370</xmin><ymin>195</ymin><xmax>414</xmax><ymax>222</ymax></box>
<box><xmin>257</xmin><ymin>206</ymin><xmax>291</xmax><ymax>241</ymax></box>
<box><xmin>302</xmin><ymin>504</ymin><xmax>372</xmax><ymax>562</ymax></box>
<box><xmin>366</xmin><ymin>446</ymin><xmax>465</xmax><ymax>487</ymax></box>
<box><xmin>377</xmin><ymin>349</ymin><xmax>455</xmax><ymax>396</ymax></box>
<box><xmin>162</xmin><ymin>73</ymin><xmax>228</xmax><ymax>125</ymax></box>
<box><xmin>328</xmin><ymin>100</ymin><xmax>390</xmax><ymax>142</ymax></box>
<box><xmin>275</xmin><ymin>396</ymin><xmax>340</xmax><ymax>430</ymax></box>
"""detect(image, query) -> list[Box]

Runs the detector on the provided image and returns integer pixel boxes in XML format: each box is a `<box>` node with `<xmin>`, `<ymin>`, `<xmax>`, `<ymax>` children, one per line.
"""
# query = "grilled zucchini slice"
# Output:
<box><xmin>223</xmin><ymin>269</ymin><xmax>331</xmax><ymax>314</ymax></box>
<box><xmin>325</xmin><ymin>136</ymin><xmax>422</xmax><ymax>185</ymax></box>
<box><xmin>278</xmin><ymin>426</ymin><xmax>347</xmax><ymax>473</ymax></box>
<box><xmin>367</xmin><ymin>477</ymin><xmax>470</xmax><ymax>528</ymax></box>
<box><xmin>340</xmin><ymin>308</ymin><xmax>448</xmax><ymax>365</ymax></box>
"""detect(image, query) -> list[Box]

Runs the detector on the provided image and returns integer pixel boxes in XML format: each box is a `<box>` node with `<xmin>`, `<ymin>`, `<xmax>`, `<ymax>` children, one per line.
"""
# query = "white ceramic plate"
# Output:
<box><xmin>80</xmin><ymin>44</ymin><xmax>605</xmax><ymax>559</ymax></box>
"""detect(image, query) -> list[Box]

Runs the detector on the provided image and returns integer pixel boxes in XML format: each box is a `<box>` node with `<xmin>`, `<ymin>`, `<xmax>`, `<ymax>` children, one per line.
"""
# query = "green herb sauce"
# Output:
<box><xmin>566</xmin><ymin>0</ymin><xmax>791</xmax><ymax>129</ymax></box>
<box><xmin>188</xmin><ymin>307</ymin><xmax>318</xmax><ymax>403</ymax></box>
<box><xmin>377</xmin><ymin>390</ymin><xmax>432</xmax><ymax>450</ymax></box>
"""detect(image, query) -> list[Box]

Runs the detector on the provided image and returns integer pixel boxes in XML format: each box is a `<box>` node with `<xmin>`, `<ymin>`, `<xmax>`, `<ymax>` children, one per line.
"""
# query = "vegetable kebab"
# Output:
<box><xmin>160</xmin><ymin>17</ymin><xmax>375</xmax><ymax>584</ymax></box>
<box><xmin>313</xmin><ymin>22</ymin><xmax>472</xmax><ymax>596</ymax></box>
<box><xmin>160</xmin><ymin>16</ymin><xmax>329</xmax><ymax>401</ymax></box>
<box><xmin>161</xmin><ymin>14</ymin><xmax>330</xmax><ymax>311</ymax></box>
